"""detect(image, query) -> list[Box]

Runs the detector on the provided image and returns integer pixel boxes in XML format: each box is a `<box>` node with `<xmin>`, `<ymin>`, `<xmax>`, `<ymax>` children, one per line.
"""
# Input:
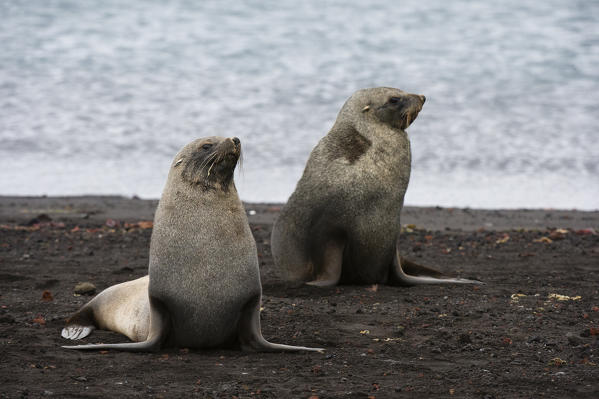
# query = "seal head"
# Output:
<box><xmin>178</xmin><ymin>136</ymin><xmax>241</xmax><ymax>190</ymax></box>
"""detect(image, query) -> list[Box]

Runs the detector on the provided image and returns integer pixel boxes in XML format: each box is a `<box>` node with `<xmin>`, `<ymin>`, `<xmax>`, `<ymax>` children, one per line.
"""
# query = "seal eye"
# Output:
<box><xmin>202</xmin><ymin>143</ymin><xmax>213</xmax><ymax>150</ymax></box>
<box><xmin>388</xmin><ymin>97</ymin><xmax>399</xmax><ymax>104</ymax></box>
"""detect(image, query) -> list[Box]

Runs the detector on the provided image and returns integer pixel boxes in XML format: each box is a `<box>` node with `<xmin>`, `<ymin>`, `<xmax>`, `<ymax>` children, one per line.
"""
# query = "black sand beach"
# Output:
<box><xmin>1</xmin><ymin>196</ymin><xmax>598</xmax><ymax>398</ymax></box>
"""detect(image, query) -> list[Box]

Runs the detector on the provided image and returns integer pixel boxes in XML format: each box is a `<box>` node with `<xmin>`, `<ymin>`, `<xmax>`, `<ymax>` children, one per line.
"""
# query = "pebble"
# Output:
<box><xmin>0</xmin><ymin>314</ymin><xmax>16</xmax><ymax>323</ymax></box>
<box><xmin>566</xmin><ymin>332</ymin><xmax>582</xmax><ymax>346</ymax></box>
<box><xmin>74</xmin><ymin>282</ymin><xmax>96</xmax><ymax>295</ymax></box>
<box><xmin>458</xmin><ymin>333</ymin><xmax>472</xmax><ymax>344</ymax></box>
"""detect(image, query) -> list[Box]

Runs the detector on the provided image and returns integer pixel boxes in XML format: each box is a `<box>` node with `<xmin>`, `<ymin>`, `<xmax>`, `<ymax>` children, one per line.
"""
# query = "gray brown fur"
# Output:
<box><xmin>271</xmin><ymin>87</ymin><xmax>482</xmax><ymax>286</ymax></box>
<box><xmin>62</xmin><ymin>137</ymin><xmax>322</xmax><ymax>352</ymax></box>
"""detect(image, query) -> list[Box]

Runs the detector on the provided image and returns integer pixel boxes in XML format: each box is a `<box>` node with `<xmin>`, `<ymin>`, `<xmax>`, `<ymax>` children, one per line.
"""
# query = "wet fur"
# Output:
<box><xmin>271</xmin><ymin>87</ymin><xmax>482</xmax><ymax>286</ymax></box>
<box><xmin>327</xmin><ymin>126</ymin><xmax>372</xmax><ymax>164</ymax></box>
<box><xmin>62</xmin><ymin>137</ymin><xmax>323</xmax><ymax>352</ymax></box>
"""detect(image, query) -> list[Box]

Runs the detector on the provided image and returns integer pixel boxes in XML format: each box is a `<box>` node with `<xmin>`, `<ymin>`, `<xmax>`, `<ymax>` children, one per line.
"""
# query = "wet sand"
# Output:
<box><xmin>1</xmin><ymin>196</ymin><xmax>598</xmax><ymax>398</ymax></box>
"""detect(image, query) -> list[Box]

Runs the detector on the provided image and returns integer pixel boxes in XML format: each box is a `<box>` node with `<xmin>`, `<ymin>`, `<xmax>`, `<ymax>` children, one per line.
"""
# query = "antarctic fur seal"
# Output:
<box><xmin>271</xmin><ymin>87</ymin><xmax>482</xmax><ymax>287</ymax></box>
<box><xmin>62</xmin><ymin>136</ymin><xmax>322</xmax><ymax>352</ymax></box>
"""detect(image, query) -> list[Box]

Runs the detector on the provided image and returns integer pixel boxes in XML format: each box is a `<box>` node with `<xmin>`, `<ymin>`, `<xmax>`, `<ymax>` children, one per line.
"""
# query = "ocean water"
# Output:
<box><xmin>1</xmin><ymin>0</ymin><xmax>598</xmax><ymax>209</ymax></box>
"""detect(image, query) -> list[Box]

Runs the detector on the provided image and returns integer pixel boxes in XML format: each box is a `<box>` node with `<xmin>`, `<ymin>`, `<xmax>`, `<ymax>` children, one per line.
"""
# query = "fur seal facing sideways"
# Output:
<box><xmin>62</xmin><ymin>136</ymin><xmax>322</xmax><ymax>352</ymax></box>
<box><xmin>271</xmin><ymin>88</ymin><xmax>482</xmax><ymax>287</ymax></box>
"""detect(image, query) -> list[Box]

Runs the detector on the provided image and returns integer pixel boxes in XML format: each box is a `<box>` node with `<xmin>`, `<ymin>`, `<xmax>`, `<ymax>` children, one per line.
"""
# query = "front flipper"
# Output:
<box><xmin>62</xmin><ymin>298</ymin><xmax>169</xmax><ymax>352</ymax></box>
<box><xmin>238</xmin><ymin>297</ymin><xmax>324</xmax><ymax>353</ymax></box>
<box><xmin>391</xmin><ymin>246</ymin><xmax>483</xmax><ymax>285</ymax></box>
<box><xmin>306</xmin><ymin>239</ymin><xmax>344</xmax><ymax>287</ymax></box>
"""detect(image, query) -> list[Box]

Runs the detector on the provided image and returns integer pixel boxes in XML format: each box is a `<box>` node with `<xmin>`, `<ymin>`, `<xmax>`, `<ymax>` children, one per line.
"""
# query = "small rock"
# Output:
<box><xmin>74</xmin><ymin>282</ymin><xmax>96</xmax><ymax>295</ymax></box>
<box><xmin>25</xmin><ymin>214</ymin><xmax>52</xmax><ymax>226</ymax></box>
<box><xmin>458</xmin><ymin>333</ymin><xmax>472</xmax><ymax>344</ymax></box>
<box><xmin>0</xmin><ymin>314</ymin><xmax>16</xmax><ymax>324</ymax></box>
<box><xmin>580</xmin><ymin>329</ymin><xmax>591</xmax><ymax>338</ymax></box>
<box><xmin>37</xmin><ymin>214</ymin><xmax>52</xmax><ymax>222</ymax></box>
<box><xmin>566</xmin><ymin>332</ymin><xmax>582</xmax><ymax>346</ymax></box>
<box><xmin>393</xmin><ymin>325</ymin><xmax>405</xmax><ymax>337</ymax></box>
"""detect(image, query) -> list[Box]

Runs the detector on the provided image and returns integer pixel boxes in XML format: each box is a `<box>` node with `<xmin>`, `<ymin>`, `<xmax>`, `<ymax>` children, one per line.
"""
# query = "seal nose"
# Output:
<box><xmin>419</xmin><ymin>95</ymin><xmax>426</xmax><ymax>104</ymax></box>
<box><xmin>231</xmin><ymin>137</ymin><xmax>240</xmax><ymax>147</ymax></box>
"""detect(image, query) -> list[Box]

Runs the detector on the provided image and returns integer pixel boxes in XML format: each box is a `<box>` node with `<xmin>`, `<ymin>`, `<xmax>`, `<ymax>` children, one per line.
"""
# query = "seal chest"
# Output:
<box><xmin>271</xmin><ymin>87</ymin><xmax>482</xmax><ymax>286</ymax></box>
<box><xmin>148</xmin><ymin>184</ymin><xmax>260</xmax><ymax>348</ymax></box>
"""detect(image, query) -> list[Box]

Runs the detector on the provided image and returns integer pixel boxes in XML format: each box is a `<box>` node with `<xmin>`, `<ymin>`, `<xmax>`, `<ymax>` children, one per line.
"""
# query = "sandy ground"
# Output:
<box><xmin>1</xmin><ymin>196</ymin><xmax>598</xmax><ymax>398</ymax></box>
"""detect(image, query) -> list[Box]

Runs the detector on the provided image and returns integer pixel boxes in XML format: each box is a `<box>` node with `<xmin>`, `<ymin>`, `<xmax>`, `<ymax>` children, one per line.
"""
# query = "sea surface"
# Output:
<box><xmin>1</xmin><ymin>0</ymin><xmax>598</xmax><ymax>209</ymax></box>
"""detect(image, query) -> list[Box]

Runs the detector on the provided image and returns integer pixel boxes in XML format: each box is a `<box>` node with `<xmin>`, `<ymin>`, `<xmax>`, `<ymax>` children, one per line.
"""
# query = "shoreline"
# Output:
<box><xmin>1</xmin><ymin>195</ymin><xmax>597</xmax><ymax>231</ymax></box>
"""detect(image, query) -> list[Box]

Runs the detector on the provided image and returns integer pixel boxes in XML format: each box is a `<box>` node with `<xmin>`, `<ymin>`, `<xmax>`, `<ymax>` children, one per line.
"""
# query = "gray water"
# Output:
<box><xmin>1</xmin><ymin>0</ymin><xmax>598</xmax><ymax>209</ymax></box>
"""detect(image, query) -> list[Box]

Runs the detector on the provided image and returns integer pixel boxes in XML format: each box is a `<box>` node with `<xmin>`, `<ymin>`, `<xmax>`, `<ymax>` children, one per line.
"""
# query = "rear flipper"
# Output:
<box><xmin>306</xmin><ymin>238</ymin><xmax>344</xmax><ymax>287</ymax></box>
<box><xmin>238</xmin><ymin>297</ymin><xmax>324</xmax><ymax>353</ymax></box>
<box><xmin>61</xmin><ymin>325</ymin><xmax>95</xmax><ymax>340</ymax></box>
<box><xmin>391</xmin><ymin>247</ymin><xmax>483</xmax><ymax>285</ymax></box>
<box><xmin>61</xmin><ymin>306</ymin><xmax>96</xmax><ymax>340</ymax></box>
<box><xmin>62</xmin><ymin>298</ymin><xmax>169</xmax><ymax>352</ymax></box>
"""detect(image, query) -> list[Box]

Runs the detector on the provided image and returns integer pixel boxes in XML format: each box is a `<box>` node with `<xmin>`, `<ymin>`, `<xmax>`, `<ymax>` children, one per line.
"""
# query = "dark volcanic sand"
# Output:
<box><xmin>1</xmin><ymin>197</ymin><xmax>598</xmax><ymax>398</ymax></box>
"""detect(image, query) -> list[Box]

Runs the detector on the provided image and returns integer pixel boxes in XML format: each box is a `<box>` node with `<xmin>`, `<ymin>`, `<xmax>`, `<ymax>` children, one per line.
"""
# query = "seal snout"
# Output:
<box><xmin>229</xmin><ymin>137</ymin><xmax>241</xmax><ymax>151</ymax></box>
<box><xmin>227</xmin><ymin>136</ymin><xmax>241</xmax><ymax>155</ymax></box>
<box><xmin>411</xmin><ymin>94</ymin><xmax>425</xmax><ymax>108</ymax></box>
<box><xmin>411</xmin><ymin>94</ymin><xmax>425</xmax><ymax>113</ymax></box>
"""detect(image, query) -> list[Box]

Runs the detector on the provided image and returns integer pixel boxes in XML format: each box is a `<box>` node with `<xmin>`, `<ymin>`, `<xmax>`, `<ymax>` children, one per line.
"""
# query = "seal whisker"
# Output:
<box><xmin>206</xmin><ymin>154</ymin><xmax>220</xmax><ymax>177</ymax></box>
<box><xmin>197</xmin><ymin>152</ymin><xmax>219</xmax><ymax>176</ymax></box>
<box><xmin>198</xmin><ymin>152</ymin><xmax>218</xmax><ymax>170</ymax></box>
<box><xmin>237</xmin><ymin>149</ymin><xmax>244</xmax><ymax>175</ymax></box>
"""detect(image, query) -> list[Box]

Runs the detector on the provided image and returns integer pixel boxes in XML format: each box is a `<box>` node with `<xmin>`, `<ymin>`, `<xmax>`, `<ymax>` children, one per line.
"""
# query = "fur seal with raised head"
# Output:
<box><xmin>62</xmin><ymin>136</ymin><xmax>322</xmax><ymax>352</ymax></box>
<box><xmin>271</xmin><ymin>87</ymin><xmax>482</xmax><ymax>287</ymax></box>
